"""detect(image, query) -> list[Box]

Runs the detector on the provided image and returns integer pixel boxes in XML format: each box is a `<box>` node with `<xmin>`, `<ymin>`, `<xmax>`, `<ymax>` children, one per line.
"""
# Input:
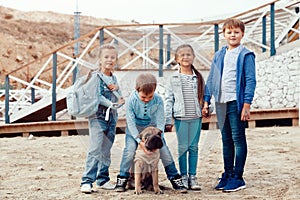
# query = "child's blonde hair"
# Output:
<box><xmin>135</xmin><ymin>73</ymin><xmax>157</xmax><ymax>95</ymax></box>
<box><xmin>222</xmin><ymin>18</ymin><xmax>245</xmax><ymax>33</ymax></box>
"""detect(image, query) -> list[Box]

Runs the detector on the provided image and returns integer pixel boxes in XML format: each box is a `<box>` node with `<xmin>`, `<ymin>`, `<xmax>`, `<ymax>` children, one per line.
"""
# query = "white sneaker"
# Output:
<box><xmin>81</xmin><ymin>184</ymin><xmax>92</xmax><ymax>193</ymax></box>
<box><xmin>181</xmin><ymin>175</ymin><xmax>189</xmax><ymax>189</ymax></box>
<box><xmin>96</xmin><ymin>181</ymin><xmax>115</xmax><ymax>190</ymax></box>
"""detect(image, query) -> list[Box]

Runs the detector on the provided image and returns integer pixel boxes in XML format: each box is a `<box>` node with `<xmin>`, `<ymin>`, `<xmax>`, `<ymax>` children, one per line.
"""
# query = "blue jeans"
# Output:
<box><xmin>174</xmin><ymin>118</ymin><xmax>202</xmax><ymax>176</ymax></box>
<box><xmin>119</xmin><ymin>125</ymin><xmax>179</xmax><ymax>180</ymax></box>
<box><xmin>81</xmin><ymin>107</ymin><xmax>118</xmax><ymax>186</ymax></box>
<box><xmin>215</xmin><ymin>100</ymin><xmax>247</xmax><ymax>178</ymax></box>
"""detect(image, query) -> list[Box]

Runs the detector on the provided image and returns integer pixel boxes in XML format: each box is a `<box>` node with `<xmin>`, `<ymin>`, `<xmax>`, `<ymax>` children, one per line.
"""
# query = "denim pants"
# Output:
<box><xmin>215</xmin><ymin>100</ymin><xmax>247</xmax><ymax>178</ymax></box>
<box><xmin>174</xmin><ymin>118</ymin><xmax>202</xmax><ymax>176</ymax></box>
<box><xmin>81</xmin><ymin>108</ymin><xmax>117</xmax><ymax>186</ymax></box>
<box><xmin>119</xmin><ymin>125</ymin><xmax>179</xmax><ymax>180</ymax></box>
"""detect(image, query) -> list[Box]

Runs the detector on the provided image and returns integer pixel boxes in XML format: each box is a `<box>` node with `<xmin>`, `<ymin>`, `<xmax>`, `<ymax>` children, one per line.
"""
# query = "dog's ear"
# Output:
<box><xmin>153</xmin><ymin>127</ymin><xmax>162</xmax><ymax>137</ymax></box>
<box><xmin>157</xmin><ymin>130</ymin><xmax>162</xmax><ymax>137</ymax></box>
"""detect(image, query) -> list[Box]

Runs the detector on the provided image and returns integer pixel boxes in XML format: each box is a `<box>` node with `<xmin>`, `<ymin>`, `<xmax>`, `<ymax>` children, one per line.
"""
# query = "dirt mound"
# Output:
<box><xmin>0</xmin><ymin>6</ymin><xmax>127</xmax><ymax>86</ymax></box>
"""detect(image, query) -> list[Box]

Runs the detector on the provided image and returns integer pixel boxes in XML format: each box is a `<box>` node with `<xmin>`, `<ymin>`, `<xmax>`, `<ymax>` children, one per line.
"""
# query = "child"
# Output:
<box><xmin>203</xmin><ymin>18</ymin><xmax>256</xmax><ymax>192</ymax></box>
<box><xmin>80</xmin><ymin>45</ymin><xmax>125</xmax><ymax>193</ymax></box>
<box><xmin>114</xmin><ymin>73</ymin><xmax>187</xmax><ymax>193</ymax></box>
<box><xmin>164</xmin><ymin>44</ymin><xmax>204</xmax><ymax>190</ymax></box>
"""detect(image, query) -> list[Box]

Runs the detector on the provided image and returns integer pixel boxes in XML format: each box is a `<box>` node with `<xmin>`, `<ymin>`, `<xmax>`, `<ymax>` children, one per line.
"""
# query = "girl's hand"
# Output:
<box><xmin>107</xmin><ymin>84</ymin><xmax>119</xmax><ymax>91</ymax></box>
<box><xmin>139</xmin><ymin>141</ymin><xmax>153</xmax><ymax>155</ymax></box>
<box><xmin>241</xmin><ymin>103</ymin><xmax>251</xmax><ymax>121</ymax></box>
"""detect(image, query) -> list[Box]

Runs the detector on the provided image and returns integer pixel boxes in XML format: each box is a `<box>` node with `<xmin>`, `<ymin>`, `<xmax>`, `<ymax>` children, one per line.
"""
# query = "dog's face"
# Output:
<box><xmin>138</xmin><ymin>127</ymin><xmax>163</xmax><ymax>152</ymax></box>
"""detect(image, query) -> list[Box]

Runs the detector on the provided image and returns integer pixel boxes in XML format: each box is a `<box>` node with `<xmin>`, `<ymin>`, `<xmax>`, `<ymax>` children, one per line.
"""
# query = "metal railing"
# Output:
<box><xmin>2</xmin><ymin>0</ymin><xmax>299</xmax><ymax>123</ymax></box>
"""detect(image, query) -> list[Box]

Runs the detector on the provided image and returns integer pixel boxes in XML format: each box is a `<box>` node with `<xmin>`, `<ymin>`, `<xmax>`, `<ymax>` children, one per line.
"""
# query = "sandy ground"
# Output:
<box><xmin>0</xmin><ymin>126</ymin><xmax>299</xmax><ymax>200</ymax></box>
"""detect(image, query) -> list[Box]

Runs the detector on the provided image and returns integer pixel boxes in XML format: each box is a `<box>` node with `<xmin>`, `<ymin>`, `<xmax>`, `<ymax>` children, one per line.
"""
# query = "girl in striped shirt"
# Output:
<box><xmin>165</xmin><ymin>44</ymin><xmax>205</xmax><ymax>190</ymax></box>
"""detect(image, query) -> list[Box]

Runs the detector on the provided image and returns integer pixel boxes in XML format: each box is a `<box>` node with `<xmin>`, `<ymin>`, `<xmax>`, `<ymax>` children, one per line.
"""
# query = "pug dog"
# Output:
<box><xmin>131</xmin><ymin>126</ymin><xmax>164</xmax><ymax>195</ymax></box>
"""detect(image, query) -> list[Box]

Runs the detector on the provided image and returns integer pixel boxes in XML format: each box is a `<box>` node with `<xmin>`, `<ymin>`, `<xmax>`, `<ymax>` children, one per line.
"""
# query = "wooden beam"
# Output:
<box><xmin>0</xmin><ymin>108</ymin><xmax>298</xmax><ymax>135</ymax></box>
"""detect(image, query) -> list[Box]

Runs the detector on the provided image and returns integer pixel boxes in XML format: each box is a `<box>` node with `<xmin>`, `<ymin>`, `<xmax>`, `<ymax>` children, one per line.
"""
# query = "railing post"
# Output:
<box><xmin>31</xmin><ymin>86</ymin><xmax>35</xmax><ymax>104</ymax></box>
<box><xmin>262</xmin><ymin>15</ymin><xmax>267</xmax><ymax>53</ymax></box>
<box><xmin>99</xmin><ymin>28</ymin><xmax>104</xmax><ymax>46</ymax></box>
<box><xmin>114</xmin><ymin>39</ymin><xmax>119</xmax><ymax>69</ymax></box>
<box><xmin>270</xmin><ymin>3</ymin><xmax>276</xmax><ymax>56</ymax></box>
<box><xmin>5</xmin><ymin>75</ymin><xmax>10</xmax><ymax>124</ymax></box>
<box><xmin>159</xmin><ymin>25</ymin><xmax>164</xmax><ymax>77</ymax></box>
<box><xmin>52</xmin><ymin>52</ymin><xmax>57</xmax><ymax>121</ymax></box>
<box><xmin>214</xmin><ymin>24</ymin><xmax>219</xmax><ymax>52</ymax></box>
<box><xmin>166</xmin><ymin>34</ymin><xmax>171</xmax><ymax>69</ymax></box>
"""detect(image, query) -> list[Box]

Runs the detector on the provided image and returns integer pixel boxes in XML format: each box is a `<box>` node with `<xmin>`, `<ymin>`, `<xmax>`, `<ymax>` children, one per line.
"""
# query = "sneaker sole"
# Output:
<box><xmin>81</xmin><ymin>190</ymin><xmax>92</xmax><ymax>194</ymax></box>
<box><xmin>115</xmin><ymin>188</ymin><xmax>126</xmax><ymax>192</ymax></box>
<box><xmin>223</xmin><ymin>185</ymin><xmax>246</xmax><ymax>192</ymax></box>
<box><xmin>190</xmin><ymin>187</ymin><xmax>201</xmax><ymax>191</ymax></box>
<box><xmin>96</xmin><ymin>185</ymin><xmax>115</xmax><ymax>190</ymax></box>
<box><xmin>173</xmin><ymin>188</ymin><xmax>188</xmax><ymax>194</ymax></box>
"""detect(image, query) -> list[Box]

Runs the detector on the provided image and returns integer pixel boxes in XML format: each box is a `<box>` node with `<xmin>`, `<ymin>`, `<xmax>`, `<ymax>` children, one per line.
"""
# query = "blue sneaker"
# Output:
<box><xmin>215</xmin><ymin>173</ymin><xmax>230</xmax><ymax>190</ymax></box>
<box><xmin>223</xmin><ymin>177</ymin><xmax>246</xmax><ymax>192</ymax></box>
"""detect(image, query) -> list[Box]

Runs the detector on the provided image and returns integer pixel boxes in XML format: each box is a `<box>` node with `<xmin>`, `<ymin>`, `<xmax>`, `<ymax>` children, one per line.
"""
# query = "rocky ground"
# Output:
<box><xmin>0</xmin><ymin>126</ymin><xmax>299</xmax><ymax>200</ymax></box>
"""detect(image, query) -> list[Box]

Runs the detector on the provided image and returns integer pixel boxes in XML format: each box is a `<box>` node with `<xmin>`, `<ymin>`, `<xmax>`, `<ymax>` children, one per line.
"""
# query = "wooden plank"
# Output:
<box><xmin>0</xmin><ymin>118</ymin><xmax>127</xmax><ymax>135</ymax></box>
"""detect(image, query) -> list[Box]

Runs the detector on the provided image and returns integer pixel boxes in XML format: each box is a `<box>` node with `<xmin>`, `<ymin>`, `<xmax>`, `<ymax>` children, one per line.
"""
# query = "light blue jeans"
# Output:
<box><xmin>215</xmin><ymin>100</ymin><xmax>247</xmax><ymax>178</ymax></box>
<box><xmin>119</xmin><ymin>125</ymin><xmax>179</xmax><ymax>180</ymax></box>
<box><xmin>174</xmin><ymin>118</ymin><xmax>202</xmax><ymax>176</ymax></box>
<box><xmin>81</xmin><ymin>107</ymin><xmax>118</xmax><ymax>186</ymax></box>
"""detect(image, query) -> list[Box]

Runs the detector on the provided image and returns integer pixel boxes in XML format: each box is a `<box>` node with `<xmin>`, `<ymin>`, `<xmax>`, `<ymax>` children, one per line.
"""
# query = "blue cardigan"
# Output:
<box><xmin>204</xmin><ymin>46</ymin><xmax>256</xmax><ymax>113</ymax></box>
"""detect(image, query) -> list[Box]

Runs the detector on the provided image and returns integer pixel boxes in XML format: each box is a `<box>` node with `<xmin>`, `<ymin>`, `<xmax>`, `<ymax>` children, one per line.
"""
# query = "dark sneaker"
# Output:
<box><xmin>215</xmin><ymin>172</ymin><xmax>230</xmax><ymax>190</ymax></box>
<box><xmin>170</xmin><ymin>175</ymin><xmax>188</xmax><ymax>193</ymax></box>
<box><xmin>223</xmin><ymin>177</ymin><xmax>246</xmax><ymax>192</ymax></box>
<box><xmin>115</xmin><ymin>175</ymin><xmax>128</xmax><ymax>192</ymax></box>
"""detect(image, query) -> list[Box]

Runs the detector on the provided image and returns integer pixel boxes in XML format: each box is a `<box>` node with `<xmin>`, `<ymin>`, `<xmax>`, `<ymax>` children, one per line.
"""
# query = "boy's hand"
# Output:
<box><xmin>139</xmin><ymin>141</ymin><xmax>153</xmax><ymax>155</ymax></box>
<box><xmin>202</xmin><ymin>107</ymin><xmax>210</xmax><ymax>118</ymax></box>
<box><xmin>165</xmin><ymin>124</ymin><xmax>173</xmax><ymax>132</ymax></box>
<box><xmin>241</xmin><ymin>103</ymin><xmax>251</xmax><ymax>121</ymax></box>
<box><xmin>202</xmin><ymin>102</ymin><xmax>210</xmax><ymax>118</ymax></box>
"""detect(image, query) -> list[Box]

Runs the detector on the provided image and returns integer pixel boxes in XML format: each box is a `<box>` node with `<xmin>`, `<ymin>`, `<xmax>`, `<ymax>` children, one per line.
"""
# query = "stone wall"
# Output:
<box><xmin>115</xmin><ymin>41</ymin><xmax>300</xmax><ymax>117</ymax></box>
<box><xmin>252</xmin><ymin>41</ymin><xmax>300</xmax><ymax>109</ymax></box>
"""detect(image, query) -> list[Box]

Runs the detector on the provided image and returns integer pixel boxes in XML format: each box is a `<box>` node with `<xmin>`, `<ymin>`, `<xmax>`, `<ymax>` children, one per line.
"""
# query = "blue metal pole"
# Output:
<box><xmin>52</xmin><ymin>53</ymin><xmax>57</xmax><ymax>121</ymax></box>
<box><xmin>166</xmin><ymin>34</ymin><xmax>171</xmax><ymax>69</ymax></box>
<box><xmin>100</xmin><ymin>28</ymin><xmax>104</xmax><ymax>46</ymax></box>
<box><xmin>73</xmin><ymin>11</ymin><xmax>81</xmax><ymax>83</ymax></box>
<box><xmin>214</xmin><ymin>24</ymin><xmax>219</xmax><ymax>52</ymax></box>
<box><xmin>159</xmin><ymin>25</ymin><xmax>164</xmax><ymax>77</ymax></box>
<box><xmin>262</xmin><ymin>15</ymin><xmax>267</xmax><ymax>53</ymax></box>
<box><xmin>31</xmin><ymin>86</ymin><xmax>35</xmax><ymax>104</ymax></box>
<box><xmin>5</xmin><ymin>75</ymin><xmax>10</xmax><ymax>123</ymax></box>
<box><xmin>270</xmin><ymin>3</ymin><xmax>276</xmax><ymax>56</ymax></box>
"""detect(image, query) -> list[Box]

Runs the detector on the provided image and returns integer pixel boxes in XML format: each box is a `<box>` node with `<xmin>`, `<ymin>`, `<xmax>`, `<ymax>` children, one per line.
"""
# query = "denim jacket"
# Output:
<box><xmin>165</xmin><ymin>69</ymin><xmax>202</xmax><ymax>125</ymax></box>
<box><xmin>126</xmin><ymin>90</ymin><xmax>165</xmax><ymax>143</ymax></box>
<box><xmin>204</xmin><ymin>46</ymin><xmax>256</xmax><ymax>113</ymax></box>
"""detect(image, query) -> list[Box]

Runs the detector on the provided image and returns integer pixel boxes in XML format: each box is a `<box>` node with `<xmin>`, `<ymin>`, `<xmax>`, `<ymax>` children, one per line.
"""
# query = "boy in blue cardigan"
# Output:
<box><xmin>203</xmin><ymin>18</ymin><xmax>256</xmax><ymax>192</ymax></box>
